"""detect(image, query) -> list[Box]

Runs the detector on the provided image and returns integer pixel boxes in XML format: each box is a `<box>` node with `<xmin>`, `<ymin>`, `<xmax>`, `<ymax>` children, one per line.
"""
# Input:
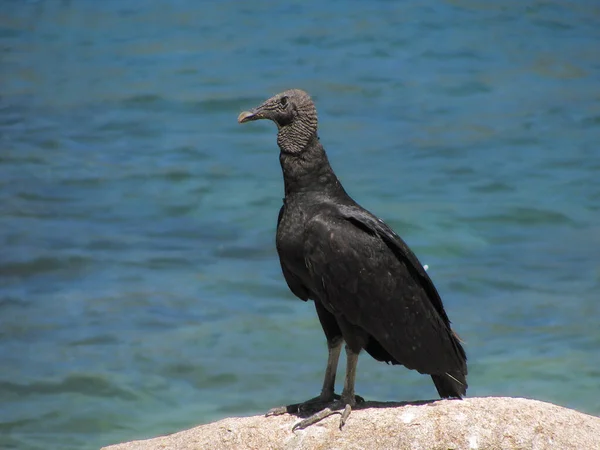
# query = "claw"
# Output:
<box><xmin>293</xmin><ymin>407</ymin><xmax>339</xmax><ymax>431</ymax></box>
<box><xmin>265</xmin><ymin>406</ymin><xmax>288</xmax><ymax>417</ymax></box>
<box><xmin>339</xmin><ymin>404</ymin><xmax>352</xmax><ymax>429</ymax></box>
<box><xmin>266</xmin><ymin>394</ymin><xmax>362</xmax><ymax>431</ymax></box>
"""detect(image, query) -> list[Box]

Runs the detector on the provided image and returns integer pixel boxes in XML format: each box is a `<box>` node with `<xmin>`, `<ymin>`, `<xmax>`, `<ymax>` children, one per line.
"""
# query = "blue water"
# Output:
<box><xmin>1</xmin><ymin>0</ymin><xmax>599</xmax><ymax>448</ymax></box>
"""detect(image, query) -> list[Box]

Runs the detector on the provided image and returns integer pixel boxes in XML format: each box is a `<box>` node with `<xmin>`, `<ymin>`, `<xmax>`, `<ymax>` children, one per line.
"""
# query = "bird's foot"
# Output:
<box><xmin>266</xmin><ymin>394</ymin><xmax>364</xmax><ymax>430</ymax></box>
<box><xmin>266</xmin><ymin>394</ymin><xmax>338</xmax><ymax>417</ymax></box>
<box><xmin>292</xmin><ymin>401</ymin><xmax>352</xmax><ymax>431</ymax></box>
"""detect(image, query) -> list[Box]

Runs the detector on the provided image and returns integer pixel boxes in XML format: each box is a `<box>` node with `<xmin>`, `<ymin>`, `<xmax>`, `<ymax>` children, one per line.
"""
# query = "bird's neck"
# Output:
<box><xmin>279</xmin><ymin>134</ymin><xmax>347</xmax><ymax>198</ymax></box>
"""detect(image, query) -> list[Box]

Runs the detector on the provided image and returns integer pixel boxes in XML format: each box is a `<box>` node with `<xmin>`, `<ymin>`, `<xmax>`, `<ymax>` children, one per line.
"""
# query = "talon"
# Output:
<box><xmin>293</xmin><ymin>407</ymin><xmax>337</xmax><ymax>431</ymax></box>
<box><xmin>266</xmin><ymin>393</ymin><xmax>361</xmax><ymax>431</ymax></box>
<box><xmin>339</xmin><ymin>404</ymin><xmax>352</xmax><ymax>429</ymax></box>
<box><xmin>265</xmin><ymin>406</ymin><xmax>288</xmax><ymax>417</ymax></box>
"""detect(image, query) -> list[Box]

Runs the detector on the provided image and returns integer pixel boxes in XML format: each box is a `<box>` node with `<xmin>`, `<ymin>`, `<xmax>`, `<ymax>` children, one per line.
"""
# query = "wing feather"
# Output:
<box><xmin>303</xmin><ymin>207</ymin><xmax>466</xmax><ymax>375</ymax></box>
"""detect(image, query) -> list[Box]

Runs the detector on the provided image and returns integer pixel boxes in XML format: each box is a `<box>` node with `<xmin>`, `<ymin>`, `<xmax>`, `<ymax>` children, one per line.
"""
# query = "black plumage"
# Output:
<box><xmin>238</xmin><ymin>89</ymin><xmax>467</xmax><ymax>427</ymax></box>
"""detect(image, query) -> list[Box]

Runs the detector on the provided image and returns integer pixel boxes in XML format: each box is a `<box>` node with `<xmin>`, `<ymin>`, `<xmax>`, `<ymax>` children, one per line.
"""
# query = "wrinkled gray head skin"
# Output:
<box><xmin>238</xmin><ymin>89</ymin><xmax>318</xmax><ymax>154</ymax></box>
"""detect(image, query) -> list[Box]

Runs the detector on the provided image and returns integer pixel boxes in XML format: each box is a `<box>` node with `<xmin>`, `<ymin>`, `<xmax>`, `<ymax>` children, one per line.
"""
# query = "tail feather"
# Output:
<box><xmin>432</xmin><ymin>372</ymin><xmax>467</xmax><ymax>399</ymax></box>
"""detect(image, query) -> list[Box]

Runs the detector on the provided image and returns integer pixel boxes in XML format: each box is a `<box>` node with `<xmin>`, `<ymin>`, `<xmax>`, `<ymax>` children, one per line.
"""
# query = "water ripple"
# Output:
<box><xmin>1</xmin><ymin>1</ymin><xmax>599</xmax><ymax>449</ymax></box>
<box><xmin>0</xmin><ymin>374</ymin><xmax>138</xmax><ymax>401</ymax></box>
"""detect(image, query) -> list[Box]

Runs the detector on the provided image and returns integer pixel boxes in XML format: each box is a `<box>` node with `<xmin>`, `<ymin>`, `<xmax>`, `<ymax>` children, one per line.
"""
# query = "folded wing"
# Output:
<box><xmin>303</xmin><ymin>205</ymin><xmax>467</xmax><ymax>379</ymax></box>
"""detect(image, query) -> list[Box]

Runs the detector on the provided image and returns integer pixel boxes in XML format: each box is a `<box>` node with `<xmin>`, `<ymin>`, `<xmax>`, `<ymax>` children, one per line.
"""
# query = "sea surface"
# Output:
<box><xmin>1</xmin><ymin>1</ymin><xmax>599</xmax><ymax>449</ymax></box>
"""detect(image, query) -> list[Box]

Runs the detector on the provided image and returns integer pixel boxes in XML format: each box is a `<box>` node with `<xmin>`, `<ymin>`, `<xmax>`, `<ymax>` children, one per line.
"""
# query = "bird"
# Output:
<box><xmin>237</xmin><ymin>89</ymin><xmax>467</xmax><ymax>430</ymax></box>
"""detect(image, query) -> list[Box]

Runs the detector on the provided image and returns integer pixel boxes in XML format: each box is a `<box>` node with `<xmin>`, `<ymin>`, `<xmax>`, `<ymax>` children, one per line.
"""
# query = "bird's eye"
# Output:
<box><xmin>280</xmin><ymin>96</ymin><xmax>288</xmax><ymax>108</ymax></box>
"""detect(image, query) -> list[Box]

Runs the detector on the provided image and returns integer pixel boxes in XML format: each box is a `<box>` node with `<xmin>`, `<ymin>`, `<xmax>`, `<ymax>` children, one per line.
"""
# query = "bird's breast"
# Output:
<box><xmin>276</xmin><ymin>203</ymin><xmax>312</xmax><ymax>276</ymax></box>
<box><xmin>276</xmin><ymin>207</ymin><xmax>305</xmax><ymax>257</ymax></box>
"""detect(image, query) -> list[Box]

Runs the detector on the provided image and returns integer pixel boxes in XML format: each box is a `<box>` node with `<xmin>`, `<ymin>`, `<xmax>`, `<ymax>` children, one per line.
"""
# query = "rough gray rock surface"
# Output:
<box><xmin>102</xmin><ymin>397</ymin><xmax>600</xmax><ymax>450</ymax></box>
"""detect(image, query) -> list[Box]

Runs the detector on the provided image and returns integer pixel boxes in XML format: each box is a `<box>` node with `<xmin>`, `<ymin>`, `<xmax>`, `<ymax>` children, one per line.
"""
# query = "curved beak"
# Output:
<box><xmin>238</xmin><ymin>109</ymin><xmax>262</xmax><ymax>124</ymax></box>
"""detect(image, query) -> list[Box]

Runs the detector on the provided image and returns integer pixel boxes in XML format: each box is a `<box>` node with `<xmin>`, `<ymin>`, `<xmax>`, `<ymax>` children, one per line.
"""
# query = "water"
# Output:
<box><xmin>1</xmin><ymin>0</ymin><xmax>599</xmax><ymax>448</ymax></box>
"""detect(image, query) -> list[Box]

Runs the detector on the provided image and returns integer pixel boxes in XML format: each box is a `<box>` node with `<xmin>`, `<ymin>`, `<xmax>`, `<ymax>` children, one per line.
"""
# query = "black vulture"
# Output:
<box><xmin>238</xmin><ymin>89</ymin><xmax>467</xmax><ymax>429</ymax></box>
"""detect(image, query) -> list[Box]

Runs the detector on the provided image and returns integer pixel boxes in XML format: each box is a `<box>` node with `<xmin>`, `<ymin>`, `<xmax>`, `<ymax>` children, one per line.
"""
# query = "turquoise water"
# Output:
<box><xmin>1</xmin><ymin>1</ymin><xmax>599</xmax><ymax>448</ymax></box>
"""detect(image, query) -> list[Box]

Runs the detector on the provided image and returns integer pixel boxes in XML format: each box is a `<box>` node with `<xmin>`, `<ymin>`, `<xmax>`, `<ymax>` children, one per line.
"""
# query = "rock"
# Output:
<box><xmin>102</xmin><ymin>397</ymin><xmax>600</xmax><ymax>450</ymax></box>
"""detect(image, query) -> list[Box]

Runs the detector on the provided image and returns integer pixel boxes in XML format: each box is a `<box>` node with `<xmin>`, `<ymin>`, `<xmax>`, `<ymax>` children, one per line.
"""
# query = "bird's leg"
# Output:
<box><xmin>292</xmin><ymin>345</ymin><xmax>362</xmax><ymax>431</ymax></box>
<box><xmin>319</xmin><ymin>338</ymin><xmax>343</xmax><ymax>401</ymax></box>
<box><xmin>338</xmin><ymin>345</ymin><xmax>359</xmax><ymax>428</ymax></box>
<box><xmin>266</xmin><ymin>339</ymin><xmax>342</xmax><ymax>417</ymax></box>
